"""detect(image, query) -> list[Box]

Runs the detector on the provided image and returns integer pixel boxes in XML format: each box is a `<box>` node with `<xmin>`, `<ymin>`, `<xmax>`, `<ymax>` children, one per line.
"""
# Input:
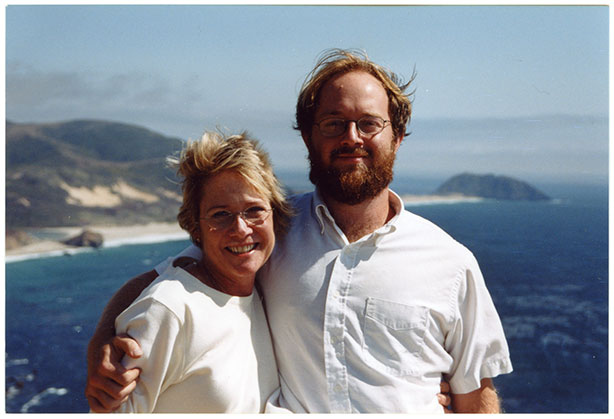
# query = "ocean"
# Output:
<box><xmin>5</xmin><ymin>178</ymin><xmax>608</xmax><ymax>413</ymax></box>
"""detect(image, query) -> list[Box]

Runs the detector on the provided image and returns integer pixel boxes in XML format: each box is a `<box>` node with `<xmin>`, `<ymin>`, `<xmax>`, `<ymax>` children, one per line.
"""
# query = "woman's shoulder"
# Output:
<box><xmin>117</xmin><ymin>266</ymin><xmax>228</xmax><ymax>337</ymax></box>
<box><xmin>137</xmin><ymin>266</ymin><xmax>215</xmax><ymax>312</ymax></box>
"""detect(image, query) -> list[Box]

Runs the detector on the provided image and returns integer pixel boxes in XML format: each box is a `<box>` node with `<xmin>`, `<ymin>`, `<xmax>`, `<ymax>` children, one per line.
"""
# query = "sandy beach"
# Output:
<box><xmin>6</xmin><ymin>222</ymin><xmax>189</xmax><ymax>262</ymax></box>
<box><xmin>401</xmin><ymin>193</ymin><xmax>483</xmax><ymax>205</ymax></box>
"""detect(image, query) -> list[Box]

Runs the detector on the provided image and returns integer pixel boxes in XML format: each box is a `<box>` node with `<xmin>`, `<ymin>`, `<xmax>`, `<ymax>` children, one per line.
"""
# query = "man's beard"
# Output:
<box><xmin>308</xmin><ymin>142</ymin><xmax>396</xmax><ymax>205</ymax></box>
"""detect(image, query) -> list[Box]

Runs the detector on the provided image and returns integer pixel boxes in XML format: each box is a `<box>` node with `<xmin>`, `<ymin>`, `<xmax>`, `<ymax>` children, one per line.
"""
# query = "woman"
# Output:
<box><xmin>112</xmin><ymin>131</ymin><xmax>292</xmax><ymax>413</ymax></box>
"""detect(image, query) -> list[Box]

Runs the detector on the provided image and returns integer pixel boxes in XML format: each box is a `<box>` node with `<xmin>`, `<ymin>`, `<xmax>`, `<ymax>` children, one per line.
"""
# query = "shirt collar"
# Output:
<box><xmin>313</xmin><ymin>189</ymin><xmax>333</xmax><ymax>234</ymax></box>
<box><xmin>386</xmin><ymin>189</ymin><xmax>404</xmax><ymax>226</ymax></box>
<box><xmin>312</xmin><ymin>188</ymin><xmax>403</xmax><ymax>237</ymax></box>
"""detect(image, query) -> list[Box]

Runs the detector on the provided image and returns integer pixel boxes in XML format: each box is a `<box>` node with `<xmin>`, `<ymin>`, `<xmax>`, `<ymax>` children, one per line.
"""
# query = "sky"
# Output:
<box><xmin>5</xmin><ymin>4</ymin><xmax>610</xmax><ymax>188</ymax></box>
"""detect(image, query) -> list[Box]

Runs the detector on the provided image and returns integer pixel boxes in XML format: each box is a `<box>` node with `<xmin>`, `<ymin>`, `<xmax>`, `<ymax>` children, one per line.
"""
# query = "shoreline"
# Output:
<box><xmin>401</xmin><ymin>193</ymin><xmax>484</xmax><ymax>206</ymax></box>
<box><xmin>5</xmin><ymin>195</ymin><xmax>483</xmax><ymax>263</ymax></box>
<box><xmin>6</xmin><ymin>222</ymin><xmax>190</xmax><ymax>263</ymax></box>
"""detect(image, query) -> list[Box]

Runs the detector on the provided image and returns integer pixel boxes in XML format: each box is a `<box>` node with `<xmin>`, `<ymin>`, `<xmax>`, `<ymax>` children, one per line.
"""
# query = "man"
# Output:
<box><xmin>86</xmin><ymin>49</ymin><xmax>512</xmax><ymax>413</ymax></box>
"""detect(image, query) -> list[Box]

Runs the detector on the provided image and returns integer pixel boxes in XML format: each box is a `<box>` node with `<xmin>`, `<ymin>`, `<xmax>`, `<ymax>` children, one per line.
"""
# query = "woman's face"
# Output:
<box><xmin>198</xmin><ymin>171</ymin><xmax>275</xmax><ymax>286</ymax></box>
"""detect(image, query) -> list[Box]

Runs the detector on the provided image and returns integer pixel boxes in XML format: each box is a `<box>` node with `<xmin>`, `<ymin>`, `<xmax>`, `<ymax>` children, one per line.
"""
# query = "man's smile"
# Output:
<box><xmin>331</xmin><ymin>147</ymin><xmax>369</xmax><ymax>161</ymax></box>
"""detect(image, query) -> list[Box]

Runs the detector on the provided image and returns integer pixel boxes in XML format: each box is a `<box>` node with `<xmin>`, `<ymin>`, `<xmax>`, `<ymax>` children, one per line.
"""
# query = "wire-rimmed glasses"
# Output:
<box><xmin>201</xmin><ymin>207</ymin><xmax>272</xmax><ymax>231</ymax></box>
<box><xmin>314</xmin><ymin>116</ymin><xmax>390</xmax><ymax>137</ymax></box>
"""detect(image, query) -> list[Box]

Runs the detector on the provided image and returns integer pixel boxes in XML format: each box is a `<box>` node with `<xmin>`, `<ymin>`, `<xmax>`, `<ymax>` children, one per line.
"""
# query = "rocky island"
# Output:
<box><xmin>435</xmin><ymin>173</ymin><xmax>550</xmax><ymax>201</ymax></box>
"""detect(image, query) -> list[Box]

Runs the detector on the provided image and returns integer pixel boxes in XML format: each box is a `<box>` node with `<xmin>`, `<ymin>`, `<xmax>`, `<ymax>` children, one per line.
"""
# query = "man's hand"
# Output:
<box><xmin>451</xmin><ymin>378</ymin><xmax>501</xmax><ymax>413</ymax></box>
<box><xmin>438</xmin><ymin>381</ymin><xmax>453</xmax><ymax>413</ymax></box>
<box><xmin>85</xmin><ymin>334</ymin><xmax>142</xmax><ymax>412</ymax></box>
<box><xmin>84</xmin><ymin>269</ymin><xmax>158</xmax><ymax>412</ymax></box>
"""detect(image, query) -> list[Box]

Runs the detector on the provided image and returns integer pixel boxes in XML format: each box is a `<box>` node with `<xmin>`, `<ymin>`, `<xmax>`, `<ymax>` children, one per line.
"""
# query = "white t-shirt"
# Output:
<box><xmin>157</xmin><ymin>189</ymin><xmax>513</xmax><ymax>413</ymax></box>
<box><xmin>114</xmin><ymin>265</ymin><xmax>280</xmax><ymax>413</ymax></box>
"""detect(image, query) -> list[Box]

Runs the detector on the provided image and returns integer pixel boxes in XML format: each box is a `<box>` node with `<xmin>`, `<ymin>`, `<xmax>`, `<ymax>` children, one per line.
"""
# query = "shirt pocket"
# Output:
<box><xmin>362</xmin><ymin>297</ymin><xmax>429</xmax><ymax>377</ymax></box>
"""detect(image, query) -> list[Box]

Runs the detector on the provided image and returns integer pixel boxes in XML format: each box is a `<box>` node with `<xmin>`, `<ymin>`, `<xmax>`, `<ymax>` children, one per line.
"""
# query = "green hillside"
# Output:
<box><xmin>6</xmin><ymin>120</ymin><xmax>186</xmax><ymax>228</ymax></box>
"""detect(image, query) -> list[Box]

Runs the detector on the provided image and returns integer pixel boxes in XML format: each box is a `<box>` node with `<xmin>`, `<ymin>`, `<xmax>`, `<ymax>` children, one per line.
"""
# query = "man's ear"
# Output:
<box><xmin>392</xmin><ymin>133</ymin><xmax>404</xmax><ymax>153</ymax></box>
<box><xmin>301</xmin><ymin>131</ymin><xmax>312</xmax><ymax>149</ymax></box>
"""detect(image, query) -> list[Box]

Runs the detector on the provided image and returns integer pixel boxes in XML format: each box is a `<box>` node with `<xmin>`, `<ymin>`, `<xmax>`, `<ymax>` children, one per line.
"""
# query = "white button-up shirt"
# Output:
<box><xmin>259</xmin><ymin>189</ymin><xmax>512</xmax><ymax>413</ymax></box>
<box><xmin>158</xmin><ymin>189</ymin><xmax>512</xmax><ymax>413</ymax></box>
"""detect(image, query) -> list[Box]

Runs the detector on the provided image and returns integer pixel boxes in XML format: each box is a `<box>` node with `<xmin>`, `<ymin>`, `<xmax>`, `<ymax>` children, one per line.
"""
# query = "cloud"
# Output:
<box><xmin>7</xmin><ymin>63</ymin><xmax>91</xmax><ymax>106</ymax></box>
<box><xmin>395</xmin><ymin>115</ymin><xmax>608</xmax><ymax>183</ymax></box>
<box><xmin>5</xmin><ymin>62</ymin><xmax>296</xmax><ymax>141</ymax></box>
<box><xmin>5</xmin><ymin>62</ymin><xmax>209</xmax><ymax>135</ymax></box>
<box><xmin>7</xmin><ymin>63</ymin><xmax>178</xmax><ymax>108</ymax></box>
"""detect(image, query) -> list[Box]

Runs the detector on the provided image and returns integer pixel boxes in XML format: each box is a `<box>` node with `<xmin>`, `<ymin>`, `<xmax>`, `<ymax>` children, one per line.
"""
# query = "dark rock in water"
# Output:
<box><xmin>435</xmin><ymin>173</ymin><xmax>550</xmax><ymax>201</ymax></box>
<box><xmin>63</xmin><ymin>229</ymin><xmax>104</xmax><ymax>248</ymax></box>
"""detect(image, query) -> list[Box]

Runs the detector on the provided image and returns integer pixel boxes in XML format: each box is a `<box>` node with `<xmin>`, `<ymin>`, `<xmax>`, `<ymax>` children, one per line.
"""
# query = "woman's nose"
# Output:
<box><xmin>227</xmin><ymin>214</ymin><xmax>252</xmax><ymax>236</ymax></box>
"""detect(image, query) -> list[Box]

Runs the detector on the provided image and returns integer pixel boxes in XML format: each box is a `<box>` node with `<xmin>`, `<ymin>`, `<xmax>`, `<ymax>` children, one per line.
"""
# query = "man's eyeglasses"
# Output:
<box><xmin>201</xmin><ymin>207</ymin><xmax>272</xmax><ymax>231</ymax></box>
<box><xmin>314</xmin><ymin>116</ymin><xmax>390</xmax><ymax>137</ymax></box>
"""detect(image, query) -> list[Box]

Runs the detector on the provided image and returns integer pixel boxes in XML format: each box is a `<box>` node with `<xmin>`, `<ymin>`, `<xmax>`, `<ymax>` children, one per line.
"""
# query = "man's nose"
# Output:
<box><xmin>340</xmin><ymin>121</ymin><xmax>364</xmax><ymax>147</ymax></box>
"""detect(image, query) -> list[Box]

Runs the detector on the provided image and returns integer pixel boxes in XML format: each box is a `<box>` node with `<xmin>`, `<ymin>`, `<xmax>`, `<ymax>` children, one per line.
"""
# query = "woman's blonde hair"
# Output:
<box><xmin>168</xmin><ymin>131</ymin><xmax>293</xmax><ymax>244</ymax></box>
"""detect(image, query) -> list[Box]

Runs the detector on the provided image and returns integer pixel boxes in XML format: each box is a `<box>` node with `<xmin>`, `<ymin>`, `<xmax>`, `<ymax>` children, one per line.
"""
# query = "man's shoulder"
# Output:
<box><xmin>397</xmin><ymin>208</ymin><xmax>474</xmax><ymax>256</ymax></box>
<box><xmin>286</xmin><ymin>191</ymin><xmax>317</xmax><ymax>224</ymax></box>
<box><xmin>397</xmin><ymin>207</ymin><xmax>449</xmax><ymax>235</ymax></box>
<box><xmin>289</xmin><ymin>190</ymin><xmax>315</xmax><ymax>207</ymax></box>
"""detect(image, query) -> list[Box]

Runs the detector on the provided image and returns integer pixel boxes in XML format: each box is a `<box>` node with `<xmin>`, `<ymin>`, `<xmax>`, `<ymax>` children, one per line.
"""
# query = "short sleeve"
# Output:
<box><xmin>444</xmin><ymin>256</ymin><xmax>513</xmax><ymax>394</ymax></box>
<box><xmin>114</xmin><ymin>298</ymin><xmax>184</xmax><ymax>413</ymax></box>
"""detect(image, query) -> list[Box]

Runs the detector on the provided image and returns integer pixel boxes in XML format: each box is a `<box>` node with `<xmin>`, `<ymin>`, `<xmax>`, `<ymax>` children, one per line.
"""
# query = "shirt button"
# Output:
<box><xmin>334</xmin><ymin>384</ymin><xmax>342</xmax><ymax>392</ymax></box>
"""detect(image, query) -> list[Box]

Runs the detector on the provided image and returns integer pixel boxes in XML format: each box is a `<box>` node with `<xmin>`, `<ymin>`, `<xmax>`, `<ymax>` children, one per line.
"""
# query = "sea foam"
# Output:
<box><xmin>20</xmin><ymin>387</ymin><xmax>69</xmax><ymax>413</ymax></box>
<box><xmin>5</xmin><ymin>232</ymin><xmax>190</xmax><ymax>264</ymax></box>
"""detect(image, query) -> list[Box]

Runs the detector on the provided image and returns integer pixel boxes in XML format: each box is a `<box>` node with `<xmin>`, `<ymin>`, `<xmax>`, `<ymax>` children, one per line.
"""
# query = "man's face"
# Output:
<box><xmin>303</xmin><ymin>71</ymin><xmax>402</xmax><ymax>205</ymax></box>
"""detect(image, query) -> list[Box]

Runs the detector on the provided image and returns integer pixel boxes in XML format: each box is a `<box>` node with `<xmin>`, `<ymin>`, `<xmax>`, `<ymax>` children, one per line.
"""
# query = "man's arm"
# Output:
<box><xmin>85</xmin><ymin>269</ymin><xmax>158</xmax><ymax>412</ymax></box>
<box><xmin>451</xmin><ymin>378</ymin><xmax>501</xmax><ymax>413</ymax></box>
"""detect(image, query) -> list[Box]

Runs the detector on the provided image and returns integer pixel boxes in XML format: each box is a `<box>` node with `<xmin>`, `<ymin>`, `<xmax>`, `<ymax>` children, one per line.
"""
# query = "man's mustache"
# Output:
<box><xmin>331</xmin><ymin>147</ymin><xmax>370</xmax><ymax>158</ymax></box>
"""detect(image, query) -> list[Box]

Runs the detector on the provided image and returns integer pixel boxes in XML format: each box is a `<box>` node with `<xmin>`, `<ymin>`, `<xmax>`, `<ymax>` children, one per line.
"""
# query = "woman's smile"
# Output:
<box><xmin>227</xmin><ymin>243</ymin><xmax>258</xmax><ymax>254</ymax></box>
